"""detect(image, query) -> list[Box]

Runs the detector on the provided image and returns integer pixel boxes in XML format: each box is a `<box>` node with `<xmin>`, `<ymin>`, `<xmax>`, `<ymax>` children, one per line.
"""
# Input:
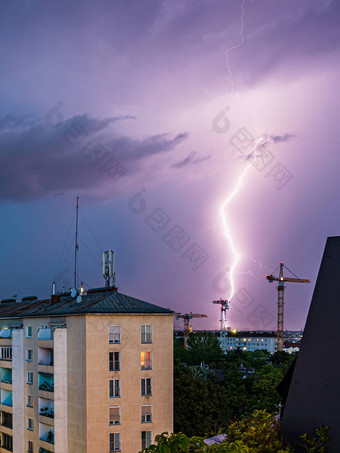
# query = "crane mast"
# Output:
<box><xmin>266</xmin><ymin>262</ymin><xmax>310</xmax><ymax>351</ymax></box>
<box><xmin>175</xmin><ymin>312</ymin><xmax>208</xmax><ymax>349</ymax></box>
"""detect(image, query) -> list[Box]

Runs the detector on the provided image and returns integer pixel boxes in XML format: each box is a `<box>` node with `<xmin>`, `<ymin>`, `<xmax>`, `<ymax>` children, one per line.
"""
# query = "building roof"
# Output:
<box><xmin>0</xmin><ymin>288</ymin><xmax>173</xmax><ymax>319</ymax></box>
<box><xmin>225</xmin><ymin>331</ymin><xmax>277</xmax><ymax>338</ymax></box>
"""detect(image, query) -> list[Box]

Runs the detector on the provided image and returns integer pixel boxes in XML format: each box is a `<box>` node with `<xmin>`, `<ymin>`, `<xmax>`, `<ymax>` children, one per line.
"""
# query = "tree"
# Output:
<box><xmin>184</xmin><ymin>332</ymin><xmax>226</xmax><ymax>367</ymax></box>
<box><xmin>174</xmin><ymin>365</ymin><xmax>231</xmax><ymax>437</ymax></box>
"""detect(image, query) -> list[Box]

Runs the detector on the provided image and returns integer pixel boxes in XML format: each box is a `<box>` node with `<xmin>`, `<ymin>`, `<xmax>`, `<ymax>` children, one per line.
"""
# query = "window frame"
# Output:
<box><xmin>27</xmin><ymin>395</ymin><xmax>34</xmax><ymax>408</ymax></box>
<box><xmin>27</xmin><ymin>440</ymin><xmax>34</xmax><ymax>453</ymax></box>
<box><xmin>109</xmin><ymin>432</ymin><xmax>121</xmax><ymax>452</ymax></box>
<box><xmin>27</xmin><ymin>417</ymin><xmax>34</xmax><ymax>431</ymax></box>
<box><xmin>141</xmin><ymin>325</ymin><xmax>152</xmax><ymax>344</ymax></box>
<box><xmin>109</xmin><ymin>406</ymin><xmax>121</xmax><ymax>425</ymax></box>
<box><xmin>141</xmin><ymin>431</ymin><xmax>152</xmax><ymax>449</ymax></box>
<box><xmin>109</xmin><ymin>351</ymin><xmax>120</xmax><ymax>372</ymax></box>
<box><xmin>141</xmin><ymin>351</ymin><xmax>152</xmax><ymax>370</ymax></box>
<box><xmin>141</xmin><ymin>377</ymin><xmax>152</xmax><ymax>397</ymax></box>
<box><xmin>26</xmin><ymin>348</ymin><xmax>33</xmax><ymax>362</ymax></box>
<box><xmin>109</xmin><ymin>379</ymin><xmax>120</xmax><ymax>398</ymax></box>
<box><xmin>109</xmin><ymin>325</ymin><xmax>121</xmax><ymax>344</ymax></box>
<box><xmin>26</xmin><ymin>371</ymin><xmax>33</xmax><ymax>385</ymax></box>
<box><xmin>141</xmin><ymin>404</ymin><xmax>152</xmax><ymax>423</ymax></box>
<box><xmin>26</xmin><ymin>326</ymin><xmax>33</xmax><ymax>338</ymax></box>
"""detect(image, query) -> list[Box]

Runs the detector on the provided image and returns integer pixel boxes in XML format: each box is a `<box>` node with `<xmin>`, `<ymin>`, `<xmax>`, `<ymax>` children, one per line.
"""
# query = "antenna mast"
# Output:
<box><xmin>74</xmin><ymin>196</ymin><xmax>79</xmax><ymax>289</ymax></box>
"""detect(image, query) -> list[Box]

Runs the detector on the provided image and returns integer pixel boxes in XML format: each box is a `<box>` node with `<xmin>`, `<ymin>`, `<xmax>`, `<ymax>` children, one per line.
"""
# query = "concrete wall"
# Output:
<box><xmin>12</xmin><ymin>329</ymin><xmax>24</xmax><ymax>453</ymax></box>
<box><xmin>85</xmin><ymin>314</ymin><xmax>173</xmax><ymax>453</ymax></box>
<box><xmin>66</xmin><ymin>316</ymin><xmax>87</xmax><ymax>453</ymax></box>
<box><xmin>54</xmin><ymin>327</ymin><xmax>68</xmax><ymax>453</ymax></box>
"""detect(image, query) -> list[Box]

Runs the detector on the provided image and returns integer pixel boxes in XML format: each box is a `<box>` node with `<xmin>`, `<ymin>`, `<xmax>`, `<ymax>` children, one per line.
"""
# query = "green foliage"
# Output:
<box><xmin>300</xmin><ymin>425</ymin><xmax>329</xmax><ymax>453</ymax></box>
<box><xmin>174</xmin><ymin>365</ymin><xmax>231</xmax><ymax>437</ymax></box>
<box><xmin>140</xmin><ymin>412</ymin><xmax>328</xmax><ymax>453</ymax></box>
<box><xmin>174</xmin><ymin>332</ymin><xmax>225</xmax><ymax>367</ymax></box>
<box><xmin>225</xmin><ymin>410</ymin><xmax>292</xmax><ymax>453</ymax></box>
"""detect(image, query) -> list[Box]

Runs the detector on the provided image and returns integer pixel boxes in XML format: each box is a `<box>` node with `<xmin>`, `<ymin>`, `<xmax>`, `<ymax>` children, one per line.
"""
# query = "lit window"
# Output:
<box><xmin>109</xmin><ymin>406</ymin><xmax>120</xmax><ymax>425</ymax></box>
<box><xmin>27</xmin><ymin>417</ymin><xmax>34</xmax><ymax>431</ymax></box>
<box><xmin>141</xmin><ymin>405</ymin><xmax>152</xmax><ymax>423</ymax></box>
<box><xmin>109</xmin><ymin>379</ymin><xmax>120</xmax><ymax>398</ymax></box>
<box><xmin>26</xmin><ymin>349</ymin><xmax>33</xmax><ymax>361</ymax></box>
<box><xmin>141</xmin><ymin>431</ymin><xmax>152</xmax><ymax>449</ymax></box>
<box><xmin>141</xmin><ymin>352</ymin><xmax>152</xmax><ymax>370</ymax></box>
<box><xmin>26</xmin><ymin>326</ymin><xmax>33</xmax><ymax>338</ymax></box>
<box><xmin>27</xmin><ymin>372</ymin><xmax>33</xmax><ymax>385</ymax></box>
<box><xmin>27</xmin><ymin>395</ymin><xmax>33</xmax><ymax>407</ymax></box>
<box><xmin>109</xmin><ymin>325</ymin><xmax>121</xmax><ymax>344</ymax></box>
<box><xmin>109</xmin><ymin>352</ymin><xmax>120</xmax><ymax>371</ymax></box>
<box><xmin>141</xmin><ymin>378</ymin><xmax>152</xmax><ymax>396</ymax></box>
<box><xmin>141</xmin><ymin>325</ymin><xmax>152</xmax><ymax>344</ymax></box>
<box><xmin>109</xmin><ymin>433</ymin><xmax>120</xmax><ymax>452</ymax></box>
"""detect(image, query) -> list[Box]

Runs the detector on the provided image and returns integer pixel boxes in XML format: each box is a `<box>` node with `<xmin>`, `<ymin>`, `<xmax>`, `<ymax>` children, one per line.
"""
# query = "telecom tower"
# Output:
<box><xmin>103</xmin><ymin>250</ymin><xmax>116</xmax><ymax>288</ymax></box>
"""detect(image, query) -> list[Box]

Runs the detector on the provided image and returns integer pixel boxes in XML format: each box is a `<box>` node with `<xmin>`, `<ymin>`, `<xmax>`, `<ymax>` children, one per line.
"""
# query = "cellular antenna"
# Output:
<box><xmin>74</xmin><ymin>196</ymin><xmax>79</xmax><ymax>289</ymax></box>
<box><xmin>103</xmin><ymin>250</ymin><xmax>115</xmax><ymax>288</ymax></box>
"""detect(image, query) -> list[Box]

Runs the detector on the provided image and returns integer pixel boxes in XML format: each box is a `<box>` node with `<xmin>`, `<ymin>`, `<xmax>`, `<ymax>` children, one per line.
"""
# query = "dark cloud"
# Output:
<box><xmin>171</xmin><ymin>151</ymin><xmax>212</xmax><ymax>169</ymax></box>
<box><xmin>0</xmin><ymin>114</ymin><xmax>188</xmax><ymax>202</ymax></box>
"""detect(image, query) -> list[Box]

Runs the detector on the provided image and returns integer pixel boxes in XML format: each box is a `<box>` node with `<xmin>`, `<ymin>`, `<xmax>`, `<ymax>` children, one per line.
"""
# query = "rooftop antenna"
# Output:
<box><xmin>74</xmin><ymin>196</ymin><xmax>79</xmax><ymax>289</ymax></box>
<box><xmin>103</xmin><ymin>250</ymin><xmax>115</xmax><ymax>287</ymax></box>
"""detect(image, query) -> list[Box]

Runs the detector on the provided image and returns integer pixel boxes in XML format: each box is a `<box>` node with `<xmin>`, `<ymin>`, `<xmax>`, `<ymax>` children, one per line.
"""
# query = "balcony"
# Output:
<box><xmin>38</xmin><ymin>328</ymin><xmax>53</xmax><ymax>349</ymax></box>
<box><xmin>0</xmin><ymin>368</ymin><xmax>12</xmax><ymax>386</ymax></box>
<box><xmin>39</xmin><ymin>398</ymin><xmax>54</xmax><ymax>426</ymax></box>
<box><xmin>39</xmin><ymin>373</ymin><xmax>54</xmax><ymax>393</ymax></box>
<box><xmin>0</xmin><ymin>390</ymin><xmax>12</xmax><ymax>407</ymax></box>
<box><xmin>39</xmin><ymin>423</ymin><xmax>54</xmax><ymax>445</ymax></box>
<box><xmin>38</xmin><ymin>347</ymin><xmax>54</xmax><ymax>373</ymax></box>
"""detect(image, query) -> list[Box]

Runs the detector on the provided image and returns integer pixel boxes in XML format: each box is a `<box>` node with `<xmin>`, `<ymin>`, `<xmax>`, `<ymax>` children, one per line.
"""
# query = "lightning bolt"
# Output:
<box><xmin>220</xmin><ymin>135</ymin><xmax>263</xmax><ymax>301</ymax></box>
<box><xmin>225</xmin><ymin>0</ymin><xmax>245</xmax><ymax>96</ymax></box>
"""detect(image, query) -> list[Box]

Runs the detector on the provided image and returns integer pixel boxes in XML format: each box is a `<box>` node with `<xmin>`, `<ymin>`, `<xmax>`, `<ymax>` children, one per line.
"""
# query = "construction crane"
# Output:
<box><xmin>212</xmin><ymin>299</ymin><xmax>229</xmax><ymax>334</ymax></box>
<box><xmin>266</xmin><ymin>262</ymin><xmax>310</xmax><ymax>351</ymax></box>
<box><xmin>175</xmin><ymin>312</ymin><xmax>208</xmax><ymax>349</ymax></box>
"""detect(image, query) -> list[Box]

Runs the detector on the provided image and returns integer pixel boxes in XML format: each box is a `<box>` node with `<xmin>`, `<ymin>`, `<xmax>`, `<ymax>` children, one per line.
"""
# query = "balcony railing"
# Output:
<box><xmin>38</xmin><ymin>361</ymin><xmax>54</xmax><ymax>367</ymax></box>
<box><xmin>39</xmin><ymin>408</ymin><xmax>54</xmax><ymax>418</ymax></box>
<box><xmin>1</xmin><ymin>378</ymin><xmax>12</xmax><ymax>384</ymax></box>
<box><xmin>39</xmin><ymin>382</ymin><xmax>54</xmax><ymax>392</ymax></box>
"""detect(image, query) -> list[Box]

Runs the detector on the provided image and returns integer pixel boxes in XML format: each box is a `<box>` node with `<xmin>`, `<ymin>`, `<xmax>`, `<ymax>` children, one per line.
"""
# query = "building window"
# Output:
<box><xmin>141</xmin><ymin>325</ymin><xmax>152</xmax><ymax>344</ymax></box>
<box><xmin>27</xmin><ymin>417</ymin><xmax>34</xmax><ymax>431</ymax></box>
<box><xmin>109</xmin><ymin>379</ymin><xmax>120</xmax><ymax>398</ymax></box>
<box><xmin>2</xmin><ymin>412</ymin><xmax>12</xmax><ymax>429</ymax></box>
<box><xmin>26</xmin><ymin>349</ymin><xmax>33</xmax><ymax>361</ymax></box>
<box><xmin>141</xmin><ymin>431</ymin><xmax>152</xmax><ymax>449</ymax></box>
<box><xmin>0</xmin><ymin>346</ymin><xmax>12</xmax><ymax>361</ymax></box>
<box><xmin>141</xmin><ymin>352</ymin><xmax>152</xmax><ymax>370</ymax></box>
<box><xmin>109</xmin><ymin>406</ymin><xmax>121</xmax><ymax>425</ymax></box>
<box><xmin>27</xmin><ymin>395</ymin><xmax>34</xmax><ymax>408</ymax></box>
<box><xmin>141</xmin><ymin>378</ymin><xmax>152</xmax><ymax>396</ymax></box>
<box><xmin>109</xmin><ymin>433</ymin><xmax>120</xmax><ymax>452</ymax></box>
<box><xmin>141</xmin><ymin>405</ymin><xmax>152</xmax><ymax>423</ymax></box>
<box><xmin>109</xmin><ymin>325</ymin><xmax>120</xmax><ymax>344</ymax></box>
<box><xmin>27</xmin><ymin>372</ymin><xmax>33</xmax><ymax>385</ymax></box>
<box><xmin>2</xmin><ymin>433</ymin><xmax>13</xmax><ymax>451</ymax></box>
<box><xmin>26</xmin><ymin>326</ymin><xmax>33</xmax><ymax>338</ymax></box>
<box><xmin>27</xmin><ymin>440</ymin><xmax>34</xmax><ymax>453</ymax></box>
<box><xmin>109</xmin><ymin>352</ymin><xmax>120</xmax><ymax>371</ymax></box>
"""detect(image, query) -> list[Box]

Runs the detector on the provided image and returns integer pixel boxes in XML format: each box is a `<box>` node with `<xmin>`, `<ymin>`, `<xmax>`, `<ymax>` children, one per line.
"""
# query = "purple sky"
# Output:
<box><xmin>0</xmin><ymin>0</ymin><xmax>339</xmax><ymax>331</ymax></box>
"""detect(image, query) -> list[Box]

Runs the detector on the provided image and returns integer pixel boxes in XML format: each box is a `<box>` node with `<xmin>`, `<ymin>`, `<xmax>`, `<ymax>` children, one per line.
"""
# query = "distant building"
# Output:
<box><xmin>283</xmin><ymin>341</ymin><xmax>300</xmax><ymax>354</ymax></box>
<box><xmin>0</xmin><ymin>287</ymin><xmax>173</xmax><ymax>453</ymax></box>
<box><xmin>219</xmin><ymin>331</ymin><xmax>277</xmax><ymax>355</ymax></box>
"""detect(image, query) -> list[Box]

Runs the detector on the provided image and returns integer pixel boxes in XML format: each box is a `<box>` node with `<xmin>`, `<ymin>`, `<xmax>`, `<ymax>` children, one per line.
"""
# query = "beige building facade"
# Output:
<box><xmin>0</xmin><ymin>288</ymin><xmax>173</xmax><ymax>453</ymax></box>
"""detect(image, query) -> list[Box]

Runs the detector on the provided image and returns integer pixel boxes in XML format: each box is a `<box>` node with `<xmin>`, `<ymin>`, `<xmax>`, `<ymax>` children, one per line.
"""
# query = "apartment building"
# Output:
<box><xmin>0</xmin><ymin>287</ymin><xmax>173</xmax><ymax>453</ymax></box>
<box><xmin>219</xmin><ymin>331</ymin><xmax>277</xmax><ymax>354</ymax></box>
